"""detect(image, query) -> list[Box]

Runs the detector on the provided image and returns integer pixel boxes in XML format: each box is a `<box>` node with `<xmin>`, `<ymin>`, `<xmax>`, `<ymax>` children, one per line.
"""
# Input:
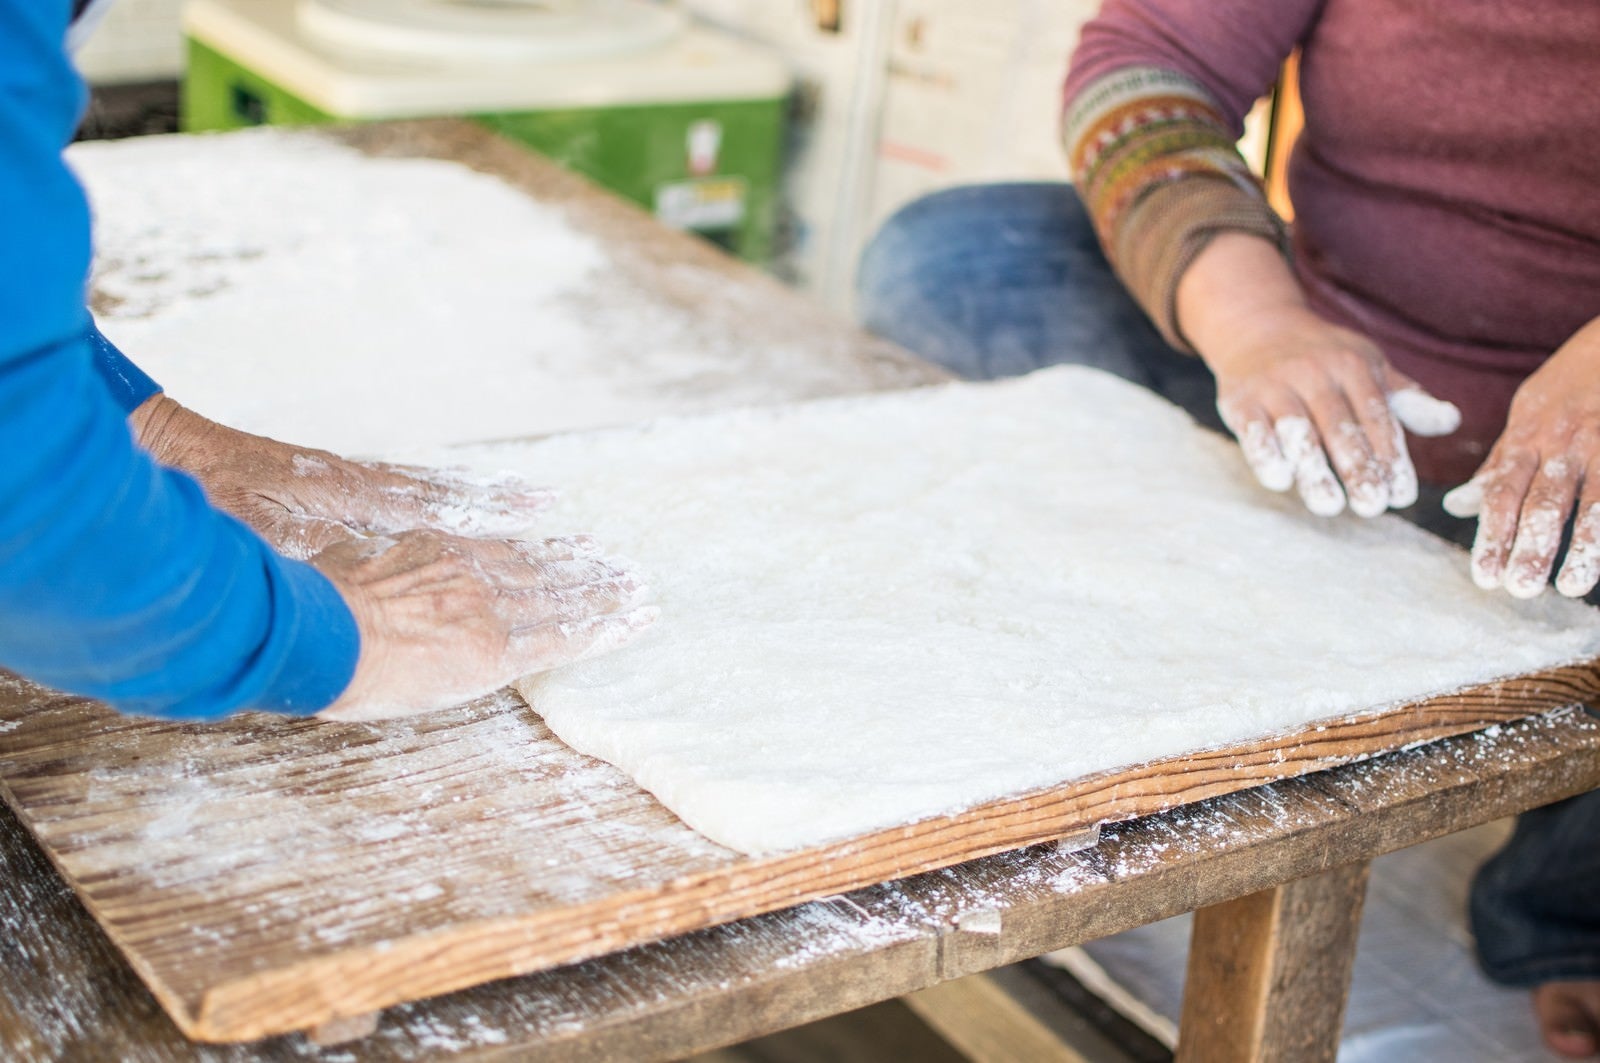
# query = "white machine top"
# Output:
<box><xmin>185</xmin><ymin>0</ymin><xmax>790</xmax><ymax>116</ymax></box>
<box><xmin>297</xmin><ymin>0</ymin><xmax>684</xmax><ymax>66</ymax></box>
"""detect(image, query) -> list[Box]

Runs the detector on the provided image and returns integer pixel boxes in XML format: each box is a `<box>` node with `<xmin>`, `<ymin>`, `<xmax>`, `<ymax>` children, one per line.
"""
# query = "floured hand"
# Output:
<box><xmin>1176</xmin><ymin>233</ymin><xmax>1460</xmax><ymax>518</ymax></box>
<box><xmin>1210</xmin><ymin>313</ymin><xmax>1459</xmax><ymax>517</ymax></box>
<box><xmin>1443</xmin><ymin>317</ymin><xmax>1600</xmax><ymax>599</ymax></box>
<box><xmin>312</xmin><ymin>530</ymin><xmax>657</xmax><ymax>722</ymax></box>
<box><xmin>131</xmin><ymin>395</ymin><xmax>554</xmax><ymax>558</ymax></box>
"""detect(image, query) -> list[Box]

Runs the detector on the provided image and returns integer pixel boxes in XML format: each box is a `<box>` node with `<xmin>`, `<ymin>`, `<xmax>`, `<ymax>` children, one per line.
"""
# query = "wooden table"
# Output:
<box><xmin>6</xmin><ymin>121</ymin><xmax>1597</xmax><ymax>1061</ymax></box>
<box><xmin>6</xmin><ymin>708</ymin><xmax>1596</xmax><ymax>1061</ymax></box>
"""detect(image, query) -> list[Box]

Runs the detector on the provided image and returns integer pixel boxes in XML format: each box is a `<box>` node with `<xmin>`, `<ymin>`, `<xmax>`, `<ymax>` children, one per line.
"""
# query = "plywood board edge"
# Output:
<box><xmin>180</xmin><ymin>658</ymin><xmax>1600</xmax><ymax>1042</ymax></box>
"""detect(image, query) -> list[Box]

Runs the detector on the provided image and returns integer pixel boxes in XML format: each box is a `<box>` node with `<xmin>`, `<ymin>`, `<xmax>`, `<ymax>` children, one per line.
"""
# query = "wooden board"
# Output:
<box><xmin>13</xmin><ymin>120</ymin><xmax>1600</xmax><ymax>1045</ymax></box>
<box><xmin>0</xmin><ymin>660</ymin><xmax>1597</xmax><ymax>1043</ymax></box>
<box><xmin>2</xmin><ymin>705</ymin><xmax>1597</xmax><ymax>1060</ymax></box>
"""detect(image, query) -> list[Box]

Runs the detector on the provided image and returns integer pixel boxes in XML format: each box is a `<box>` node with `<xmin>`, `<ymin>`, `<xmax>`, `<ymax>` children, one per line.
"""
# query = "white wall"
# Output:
<box><xmin>867</xmin><ymin>0</ymin><xmax>1102</xmax><ymax>246</ymax></box>
<box><xmin>76</xmin><ymin>0</ymin><xmax>187</xmax><ymax>85</ymax></box>
<box><xmin>683</xmin><ymin>0</ymin><xmax>1104</xmax><ymax>309</ymax></box>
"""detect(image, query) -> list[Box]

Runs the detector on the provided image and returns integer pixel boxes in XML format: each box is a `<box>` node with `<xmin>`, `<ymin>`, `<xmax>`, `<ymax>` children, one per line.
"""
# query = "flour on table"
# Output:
<box><xmin>425</xmin><ymin>368</ymin><xmax>1600</xmax><ymax>855</ymax></box>
<box><xmin>68</xmin><ymin>130</ymin><xmax>807</xmax><ymax>454</ymax></box>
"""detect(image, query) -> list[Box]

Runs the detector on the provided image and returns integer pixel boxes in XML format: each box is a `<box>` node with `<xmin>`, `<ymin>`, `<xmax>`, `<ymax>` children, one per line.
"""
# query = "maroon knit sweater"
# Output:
<box><xmin>1065</xmin><ymin>0</ymin><xmax>1600</xmax><ymax>484</ymax></box>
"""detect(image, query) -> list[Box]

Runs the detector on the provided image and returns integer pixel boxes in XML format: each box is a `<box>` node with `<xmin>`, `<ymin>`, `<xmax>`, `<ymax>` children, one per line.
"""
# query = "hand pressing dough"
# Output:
<box><xmin>473</xmin><ymin>368</ymin><xmax>1599</xmax><ymax>854</ymax></box>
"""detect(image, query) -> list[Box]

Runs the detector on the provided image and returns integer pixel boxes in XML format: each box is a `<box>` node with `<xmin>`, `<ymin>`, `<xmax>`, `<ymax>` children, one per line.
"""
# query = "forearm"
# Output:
<box><xmin>1175</xmin><ymin>230</ymin><xmax>1309</xmax><ymax>370</ymax></box>
<box><xmin>0</xmin><ymin>0</ymin><xmax>356</xmax><ymax>719</ymax></box>
<box><xmin>1062</xmin><ymin>66</ymin><xmax>1287</xmax><ymax>347</ymax></box>
<box><xmin>1062</xmin><ymin>0</ymin><xmax>1321</xmax><ymax>347</ymax></box>
<box><xmin>0</xmin><ymin>334</ymin><xmax>358</xmax><ymax>718</ymax></box>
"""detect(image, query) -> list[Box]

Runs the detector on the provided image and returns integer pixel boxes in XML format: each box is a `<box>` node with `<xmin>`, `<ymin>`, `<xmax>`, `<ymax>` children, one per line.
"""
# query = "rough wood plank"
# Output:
<box><xmin>308</xmin><ymin>1012</ymin><xmax>380</xmax><ymax>1047</ymax></box>
<box><xmin>1</xmin><ymin>664</ymin><xmax>1596</xmax><ymax>1043</ymax></box>
<box><xmin>2</xmin><ymin>709</ymin><xmax>1595</xmax><ymax>1060</ymax></box>
<box><xmin>904</xmin><ymin>970</ymin><xmax>1097</xmax><ymax>1062</ymax></box>
<box><xmin>684</xmin><ymin>1001</ymin><xmax>970</xmax><ymax>1063</ymax></box>
<box><xmin>1175</xmin><ymin>862</ymin><xmax>1370</xmax><ymax>1063</ymax></box>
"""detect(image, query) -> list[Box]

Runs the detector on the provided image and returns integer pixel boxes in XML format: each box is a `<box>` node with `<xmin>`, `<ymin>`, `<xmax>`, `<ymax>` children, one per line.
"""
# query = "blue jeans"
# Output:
<box><xmin>856</xmin><ymin>181</ymin><xmax>1600</xmax><ymax>987</ymax></box>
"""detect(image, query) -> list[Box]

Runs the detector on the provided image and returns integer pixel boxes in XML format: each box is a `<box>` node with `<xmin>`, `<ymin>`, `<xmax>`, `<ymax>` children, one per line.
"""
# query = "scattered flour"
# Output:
<box><xmin>399</xmin><ymin>368</ymin><xmax>1600</xmax><ymax>856</ymax></box>
<box><xmin>67</xmin><ymin>129</ymin><xmax>825</xmax><ymax>454</ymax></box>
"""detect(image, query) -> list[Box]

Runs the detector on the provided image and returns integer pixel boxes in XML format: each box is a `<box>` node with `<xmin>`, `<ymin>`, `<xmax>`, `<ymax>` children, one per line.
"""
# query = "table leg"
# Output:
<box><xmin>307</xmin><ymin>1011</ymin><xmax>380</xmax><ymax>1046</ymax></box>
<box><xmin>1175</xmin><ymin>860</ymin><xmax>1370</xmax><ymax>1063</ymax></box>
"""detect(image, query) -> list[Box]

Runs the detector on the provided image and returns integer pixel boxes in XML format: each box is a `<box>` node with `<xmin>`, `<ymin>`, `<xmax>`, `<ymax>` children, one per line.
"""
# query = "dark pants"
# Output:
<box><xmin>856</xmin><ymin>181</ymin><xmax>1600</xmax><ymax>987</ymax></box>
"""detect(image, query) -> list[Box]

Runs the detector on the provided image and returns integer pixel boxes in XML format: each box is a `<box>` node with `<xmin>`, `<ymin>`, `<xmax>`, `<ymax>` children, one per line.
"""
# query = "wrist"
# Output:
<box><xmin>128</xmin><ymin>393</ymin><xmax>184</xmax><ymax>457</ymax></box>
<box><xmin>1196</xmin><ymin>302</ymin><xmax>1329</xmax><ymax>379</ymax></box>
<box><xmin>1177</xmin><ymin>232</ymin><xmax>1309</xmax><ymax>373</ymax></box>
<box><xmin>129</xmin><ymin>394</ymin><xmax>228</xmax><ymax>475</ymax></box>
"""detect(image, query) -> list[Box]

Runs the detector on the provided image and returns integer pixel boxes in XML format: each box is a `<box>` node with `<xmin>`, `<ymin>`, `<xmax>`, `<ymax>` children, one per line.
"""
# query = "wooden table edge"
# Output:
<box><xmin>163</xmin><ymin>663</ymin><xmax>1600</xmax><ymax>1041</ymax></box>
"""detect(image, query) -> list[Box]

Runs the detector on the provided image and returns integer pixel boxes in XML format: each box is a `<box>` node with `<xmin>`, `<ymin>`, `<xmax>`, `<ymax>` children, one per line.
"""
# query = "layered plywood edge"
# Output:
<box><xmin>0</xmin><ymin>660</ymin><xmax>1595</xmax><ymax>1042</ymax></box>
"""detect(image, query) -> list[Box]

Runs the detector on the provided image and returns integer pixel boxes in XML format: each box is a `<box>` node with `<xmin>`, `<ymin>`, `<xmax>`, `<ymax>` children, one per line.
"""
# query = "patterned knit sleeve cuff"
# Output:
<box><xmin>1063</xmin><ymin>66</ymin><xmax>1288</xmax><ymax>351</ymax></box>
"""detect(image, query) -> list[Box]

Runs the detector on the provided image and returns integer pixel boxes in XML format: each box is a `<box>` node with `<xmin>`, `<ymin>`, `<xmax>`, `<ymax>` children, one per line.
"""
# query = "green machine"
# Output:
<box><xmin>182</xmin><ymin>0</ymin><xmax>789</xmax><ymax>262</ymax></box>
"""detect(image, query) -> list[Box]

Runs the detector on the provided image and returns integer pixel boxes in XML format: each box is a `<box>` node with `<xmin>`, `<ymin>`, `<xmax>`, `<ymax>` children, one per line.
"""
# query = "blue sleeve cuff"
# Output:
<box><xmin>85</xmin><ymin>321</ymin><xmax>161</xmax><ymax>413</ymax></box>
<box><xmin>249</xmin><ymin>558</ymin><xmax>361</xmax><ymax>716</ymax></box>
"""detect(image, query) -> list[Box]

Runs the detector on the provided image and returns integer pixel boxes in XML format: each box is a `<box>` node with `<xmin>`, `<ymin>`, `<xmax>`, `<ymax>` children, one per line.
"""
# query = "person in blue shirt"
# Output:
<box><xmin>1</xmin><ymin>0</ymin><xmax>655</xmax><ymax>723</ymax></box>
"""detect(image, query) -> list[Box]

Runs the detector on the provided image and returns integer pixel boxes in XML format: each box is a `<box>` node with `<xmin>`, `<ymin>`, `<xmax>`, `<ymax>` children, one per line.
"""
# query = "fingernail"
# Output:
<box><xmin>1240</xmin><ymin>421</ymin><xmax>1293</xmax><ymax>492</ymax></box>
<box><xmin>1301</xmin><ymin>482</ymin><xmax>1346</xmax><ymax>517</ymax></box>
<box><xmin>1470</xmin><ymin>553</ymin><xmax>1503</xmax><ymax>591</ymax></box>
<box><xmin>603</xmin><ymin>577</ymin><xmax>651</xmax><ymax>608</ymax></box>
<box><xmin>1505</xmin><ymin>511</ymin><xmax>1562</xmax><ymax>598</ymax></box>
<box><xmin>566</xmin><ymin>534</ymin><xmax>603</xmax><ymax>556</ymax></box>
<box><xmin>1442</xmin><ymin>481</ymin><xmax>1483</xmax><ymax>518</ymax></box>
<box><xmin>1347</xmin><ymin>479</ymin><xmax>1389</xmax><ymax>519</ymax></box>
<box><xmin>1505</xmin><ymin>571</ymin><xmax>1548</xmax><ymax>599</ymax></box>
<box><xmin>566</xmin><ymin>606</ymin><xmax>660</xmax><ymax>661</ymax></box>
<box><xmin>1388</xmin><ymin>389</ymin><xmax>1462</xmax><ymax>436</ymax></box>
<box><xmin>1276</xmin><ymin>416</ymin><xmax>1347</xmax><ymax>517</ymax></box>
<box><xmin>1388</xmin><ymin>461</ymin><xmax>1419</xmax><ymax>510</ymax></box>
<box><xmin>505</xmin><ymin>488</ymin><xmax>559</xmax><ymax>509</ymax></box>
<box><xmin>1557</xmin><ymin>546</ymin><xmax>1600</xmax><ymax>598</ymax></box>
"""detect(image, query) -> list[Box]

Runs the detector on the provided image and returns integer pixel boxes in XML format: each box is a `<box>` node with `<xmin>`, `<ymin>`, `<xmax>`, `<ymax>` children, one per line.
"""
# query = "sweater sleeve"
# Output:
<box><xmin>86</xmin><ymin>320</ymin><xmax>161</xmax><ymax>412</ymax></box>
<box><xmin>1062</xmin><ymin>0</ymin><xmax>1321</xmax><ymax>349</ymax></box>
<box><xmin>0</xmin><ymin>0</ymin><xmax>359</xmax><ymax>720</ymax></box>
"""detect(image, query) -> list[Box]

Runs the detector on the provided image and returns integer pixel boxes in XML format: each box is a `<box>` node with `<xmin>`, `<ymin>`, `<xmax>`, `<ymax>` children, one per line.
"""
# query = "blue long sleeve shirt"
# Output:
<box><xmin>0</xmin><ymin>0</ymin><xmax>359</xmax><ymax>719</ymax></box>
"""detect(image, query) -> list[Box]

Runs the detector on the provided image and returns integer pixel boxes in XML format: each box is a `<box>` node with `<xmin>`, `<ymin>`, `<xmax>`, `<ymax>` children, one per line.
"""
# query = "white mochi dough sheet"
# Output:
<box><xmin>463</xmin><ymin>367</ymin><xmax>1600</xmax><ymax>855</ymax></box>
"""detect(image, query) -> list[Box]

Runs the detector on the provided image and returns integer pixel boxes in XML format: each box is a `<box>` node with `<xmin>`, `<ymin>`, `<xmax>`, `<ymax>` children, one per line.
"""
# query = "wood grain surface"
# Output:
<box><xmin>1</xmin><ymin>660</ymin><xmax>1596</xmax><ymax>1043</ymax></box>
<box><xmin>1176</xmin><ymin>861</ymin><xmax>1370</xmax><ymax>1062</ymax></box>
<box><xmin>2</xmin><ymin>706</ymin><xmax>1597</xmax><ymax>1060</ymax></box>
<box><xmin>8</xmin><ymin>121</ymin><xmax>1597</xmax><ymax>1045</ymax></box>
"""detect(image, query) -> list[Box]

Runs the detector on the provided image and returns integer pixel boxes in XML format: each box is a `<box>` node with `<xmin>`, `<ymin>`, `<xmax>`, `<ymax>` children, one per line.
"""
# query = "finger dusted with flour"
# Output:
<box><xmin>313</xmin><ymin>530</ymin><xmax>657</xmax><ymax>723</ymax></box>
<box><xmin>1558</xmin><ymin>502</ymin><xmax>1600</xmax><ymax>598</ymax></box>
<box><xmin>1443</xmin><ymin>316</ymin><xmax>1600</xmax><ymax>599</ymax></box>
<box><xmin>1179</xmin><ymin>234</ymin><xmax>1456</xmax><ymax>520</ymax></box>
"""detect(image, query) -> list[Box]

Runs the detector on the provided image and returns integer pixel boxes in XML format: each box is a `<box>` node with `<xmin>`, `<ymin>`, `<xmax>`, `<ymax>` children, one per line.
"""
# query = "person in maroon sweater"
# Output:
<box><xmin>857</xmin><ymin>0</ymin><xmax>1600</xmax><ymax>1054</ymax></box>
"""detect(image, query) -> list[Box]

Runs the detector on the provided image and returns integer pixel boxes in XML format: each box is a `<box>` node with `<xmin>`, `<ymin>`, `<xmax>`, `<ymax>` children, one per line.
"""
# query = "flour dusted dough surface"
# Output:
<box><xmin>70</xmin><ymin>130</ymin><xmax>845</xmax><ymax>454</ymax></box>
<box><xmin>469</xmin><ymin>369</ymin><xmax>1599</xmax><ymax>855</ymax></box>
